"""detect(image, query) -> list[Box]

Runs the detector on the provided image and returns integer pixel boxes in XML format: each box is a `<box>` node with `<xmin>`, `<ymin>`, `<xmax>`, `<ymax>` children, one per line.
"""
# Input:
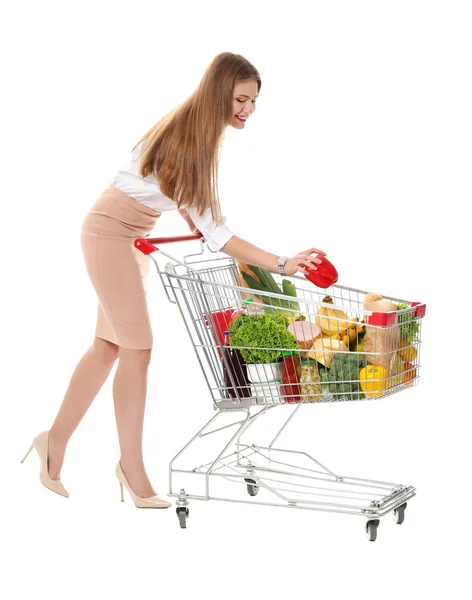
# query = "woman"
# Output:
<box><xmin>21</xmin><ymin>52</ymin><xmax>326</xmax><ymax>508</ymax></box>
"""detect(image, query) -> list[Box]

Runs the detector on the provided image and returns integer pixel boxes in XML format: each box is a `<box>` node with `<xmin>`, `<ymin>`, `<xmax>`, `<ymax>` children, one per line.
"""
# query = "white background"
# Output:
<box><xmin>2</xmin><ymin>0</ymin><xmax>470</xmax><ymax>598</ymax></box>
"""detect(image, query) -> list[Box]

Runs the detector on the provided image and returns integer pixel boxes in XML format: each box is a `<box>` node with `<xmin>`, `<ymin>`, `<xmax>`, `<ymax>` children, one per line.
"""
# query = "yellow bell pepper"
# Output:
<box><xmin>360</xmin><ymin>365</ymin><xmax>388</xmax><ymax>397</ymax></box>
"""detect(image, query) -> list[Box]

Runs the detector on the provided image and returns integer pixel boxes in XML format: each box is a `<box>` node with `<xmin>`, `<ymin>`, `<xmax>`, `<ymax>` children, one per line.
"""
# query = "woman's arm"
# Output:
<box><xmin>179</xmin><ymin>207</ymin><xmax>326</xmax><ymax>276</ymax></box>
<box><xmin>221</xmin><ymin>236</ymin><xmax>279</xmax><ymax>271</ymax></box>
<box><xmin>221</xmin><ymin>235</ymin><xmax>326</xmax><ymax>277</ymax></box>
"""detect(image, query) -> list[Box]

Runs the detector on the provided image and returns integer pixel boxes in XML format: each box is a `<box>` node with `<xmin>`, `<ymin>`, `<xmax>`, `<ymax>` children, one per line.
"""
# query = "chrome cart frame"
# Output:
<box><xmin>135</xmin><ymin>234</ymin><xmax>425</xmax><ymax>541</ymax></box>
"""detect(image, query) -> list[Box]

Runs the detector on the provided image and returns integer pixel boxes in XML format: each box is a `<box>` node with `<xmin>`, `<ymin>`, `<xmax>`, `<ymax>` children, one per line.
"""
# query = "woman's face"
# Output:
<box><xmin>229</xmin><ymin>80</ymin><xmax>259</xmax><ymax>129</ymax></box>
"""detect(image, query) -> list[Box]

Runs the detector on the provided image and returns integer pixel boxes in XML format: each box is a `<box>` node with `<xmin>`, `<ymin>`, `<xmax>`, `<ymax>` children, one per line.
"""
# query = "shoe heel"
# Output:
<box><xmin>119</xmin><ymin>481</ymin><xmax>124</xmax><ymax>502</ymax></box>
<box><xmin>21</xmin><ymin>443</ymin><xmax>34</xmax><ymax>463</ymax></box>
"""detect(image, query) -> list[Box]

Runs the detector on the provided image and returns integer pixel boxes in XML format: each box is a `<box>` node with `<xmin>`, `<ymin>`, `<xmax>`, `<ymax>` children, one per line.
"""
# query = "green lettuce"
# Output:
<box><xmin>228</xmin><ymin>313</ymin><xmax>298</xmax><ymax>364</ymax></box>
<box><xmin>397</xmin><ymin>303</ymin><xmax>420</xmax><ymax>342</ymax></box>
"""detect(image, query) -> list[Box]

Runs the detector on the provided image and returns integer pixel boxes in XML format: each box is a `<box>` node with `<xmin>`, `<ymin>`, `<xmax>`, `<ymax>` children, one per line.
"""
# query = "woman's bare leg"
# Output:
<box><xmin>113</xmin><ymin>347</ymin><xmax>157</xmax><ymax>498</ymax></box>
<box><xmin>47</xmin><ymin>337</ymin><xmax>119</xmax><ymax>479</ymax></box>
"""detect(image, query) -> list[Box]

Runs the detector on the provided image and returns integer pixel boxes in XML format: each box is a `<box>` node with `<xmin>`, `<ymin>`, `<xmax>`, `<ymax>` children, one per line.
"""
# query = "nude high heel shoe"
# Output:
<box><xmin>116</xmin><ymin>461</ymin><xmax>171</xmax><ymax>508</ymax></box>
<box><xmin>21</xmin><ymin>430</ymin><xmax>69</xmax><ymax>498</ymax></box>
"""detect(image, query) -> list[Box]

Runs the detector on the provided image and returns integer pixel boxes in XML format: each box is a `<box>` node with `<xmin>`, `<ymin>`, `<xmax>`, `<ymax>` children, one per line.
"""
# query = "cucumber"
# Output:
<box><xmin>282</xmin><ymin>279</ymin><xmax>300</xmax><ymax>311</ymax></box>
<box><xmin>282</xmin><ymin>279</ymin><xmax>292</xmax><ymax>296</ymax></box>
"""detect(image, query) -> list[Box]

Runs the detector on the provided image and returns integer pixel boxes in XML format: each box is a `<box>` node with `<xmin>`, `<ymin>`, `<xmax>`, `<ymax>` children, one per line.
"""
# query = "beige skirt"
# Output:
<box><xmin>80</xmin><ymin>184</ymin><xmax>161</xmax><ymax>349</ymax></box>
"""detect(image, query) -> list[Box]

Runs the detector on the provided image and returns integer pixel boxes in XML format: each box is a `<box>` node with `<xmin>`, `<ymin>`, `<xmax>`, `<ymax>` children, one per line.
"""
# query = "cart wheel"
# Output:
<box><xmin>176</xmin><ymin>507</ymin><xmax>189</xmax><ymax>529</ymax></box>
<box><xmin>393</xmin><ymin>503</ymin><xmax>407</xmax><ymax>525</ymax></box>
<box><xmin>244</xmin><ymin>478</ymin><xmax>259</xmax><ymax>497</ymax></box>
<box><xmin>247</xmin><ymin>484</ymin><xmax>259</xmax><ymax>496</ymax></box>
<box><xmin>365</xmin><ymin>519</ymin><xmax>380</xmax><ymax>542</ymax></box>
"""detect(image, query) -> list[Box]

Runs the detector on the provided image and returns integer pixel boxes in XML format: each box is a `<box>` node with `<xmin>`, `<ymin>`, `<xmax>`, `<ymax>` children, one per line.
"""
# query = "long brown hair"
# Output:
<box><xmin>133</xmin><ymin>52</ymin><xmax>261</xmax><ymax>224</ymax></box>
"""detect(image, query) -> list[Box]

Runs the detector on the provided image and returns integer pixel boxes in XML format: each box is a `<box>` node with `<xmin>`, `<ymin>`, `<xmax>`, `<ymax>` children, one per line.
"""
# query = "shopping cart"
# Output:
<box><xmin>135</xmin><ymin>233</ymin><xmax>426</xmax><ymax>541</ymax></box>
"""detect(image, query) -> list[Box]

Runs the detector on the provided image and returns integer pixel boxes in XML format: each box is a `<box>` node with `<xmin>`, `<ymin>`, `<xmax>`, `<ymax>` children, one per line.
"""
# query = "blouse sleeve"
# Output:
<box><xmin>183</xmin><ymin>205</ymin><xmax>235</xmax><ymax>252</ymax></box>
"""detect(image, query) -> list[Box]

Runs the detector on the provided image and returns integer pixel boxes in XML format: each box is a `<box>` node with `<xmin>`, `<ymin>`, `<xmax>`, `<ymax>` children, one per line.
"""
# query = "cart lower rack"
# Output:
<box><xmin>136</xmin><ymin>234</ymin><xmax>425</xmax><ymax>541</ymax></box>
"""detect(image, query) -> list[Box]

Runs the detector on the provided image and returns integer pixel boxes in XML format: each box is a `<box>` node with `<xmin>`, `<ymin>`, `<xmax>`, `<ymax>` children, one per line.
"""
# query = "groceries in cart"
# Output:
<box><xmin>209</xmin><ymin>262</ymin><xmax>425</xmax><ymax>404</ymax></box>
<box><xmin>222</xmin><ymin>330</ymin><xmax>251</xmax><ymax>398</ymax></box>
<box><xmin>280</xmin><ymin>351</ymin><xmax>301</xmax><ymax>403</ymax></box>
<box><xmin>228</xmin><ymin>309</ymin><xmax>299</xmax><ymax>401</ymax></box>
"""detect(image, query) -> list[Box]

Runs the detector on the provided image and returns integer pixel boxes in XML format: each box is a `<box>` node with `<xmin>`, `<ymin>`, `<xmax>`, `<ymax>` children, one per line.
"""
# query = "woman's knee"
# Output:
<box><xmin>92</xmin><ymin>337</ymin><xmax>120</xmax><ymax>364</ymax></box>
<box><xmin>118</xmin><ymin>346</ymin><xmax>152</xmax><ymax>366</ymax></box>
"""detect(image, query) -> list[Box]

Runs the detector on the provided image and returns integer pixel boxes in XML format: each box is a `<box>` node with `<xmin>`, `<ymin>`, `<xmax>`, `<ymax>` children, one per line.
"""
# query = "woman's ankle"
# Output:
<box><xmin>47</xmin><ymin>428</ymin><xmax>69</xmax><ymax>451</ymax></box>
<box><xmin>120</xmin><ymin>458</ymin><xmax>146</xmax><ymax>473</ymax></box>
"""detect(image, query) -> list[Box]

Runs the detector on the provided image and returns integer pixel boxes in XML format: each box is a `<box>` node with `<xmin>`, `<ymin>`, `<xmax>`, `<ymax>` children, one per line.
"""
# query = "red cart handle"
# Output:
<box><xmin>367</xmin><ymin>301</ymin><xmax>427</xmax><ymax>326</ymax></box>
<box><xmin>134</xmin><ymin>233</ymin><xmax>204</xmax><ymax>255</ymax></box>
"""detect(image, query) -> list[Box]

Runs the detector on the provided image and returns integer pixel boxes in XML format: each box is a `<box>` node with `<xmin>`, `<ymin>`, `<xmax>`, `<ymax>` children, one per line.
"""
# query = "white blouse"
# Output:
<box><xmin>111</xmin><ymin>142</ymin><xmax>235</xmax><ymax>252</ymax></box>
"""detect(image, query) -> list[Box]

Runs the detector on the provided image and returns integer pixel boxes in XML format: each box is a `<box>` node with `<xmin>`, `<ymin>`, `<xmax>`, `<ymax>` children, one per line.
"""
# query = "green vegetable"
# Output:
<box><xmin>240</xmin><ymin>271</ymin><xmax>268</xmax><ymax>294</ymax></box>
<box><xmin>397</xmin><ymin>303</ymin><xmax>420</xmax><ymax>343</ymax></box>
<box><xmin>250</xmin><ymin>265</ymin><xmax>281</xmax><ymax>295</ymax></box>
<box><xmin>242</xmin><ymin>264</ymin><xmax>301</xmax><ymax>318</ymax></box>
<box><xmin>319</xmin><ymin>353</ymin><xmax>367</xmax><ymax>400</ymax></box>
<box><xmin>241</xmin><ymin>271</ymin><xmax>287</xmax><ymax>312</ymax></box>
<box><xmin>282</xmin><ymin>279</ymin><xmax>299</xmax><ymax>311</ymax></box>
<box><xmin>282</xmin><ymin>278</ymin><xmax>292</xmax><ymax>297</ymax></box>
<box><xmin>228</xmin><ymin>312</ymin><xmax>299</xmax><ymax>364</ymax></box>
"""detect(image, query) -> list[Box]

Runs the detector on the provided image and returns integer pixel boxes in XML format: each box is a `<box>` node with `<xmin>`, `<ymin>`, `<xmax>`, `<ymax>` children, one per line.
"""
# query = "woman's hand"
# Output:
<box><xmin>283</xmin><ymin>247</ymin><xmax>327</xmax><ymax>276</ymax></box>
<box><xmin>220</xmin><ymin>236</ymin><xmax>328</xmax><ymax>277</ymax></box>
